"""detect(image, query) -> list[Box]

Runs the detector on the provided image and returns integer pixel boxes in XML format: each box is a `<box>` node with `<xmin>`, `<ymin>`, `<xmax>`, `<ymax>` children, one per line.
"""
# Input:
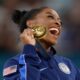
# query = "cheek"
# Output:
<box><xmin>47</xmin><ymin>32</ymin><xmax>59</xmax><ymax>42</ymax></box>
<box><xmin>35</xmin><ymin>18</ymin><xmax>48</xmax><ymax>26</ymax></box>
<box><xmin>42</xmin><ymin>32</ymin><xmax>57</xmax><ymax>42</ymax></box>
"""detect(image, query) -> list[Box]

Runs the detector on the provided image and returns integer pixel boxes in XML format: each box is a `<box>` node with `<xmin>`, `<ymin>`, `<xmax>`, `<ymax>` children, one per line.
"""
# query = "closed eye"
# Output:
<box><xmin>47</xmin><ymin>15</ymin><xmax>54</xmax><ymax>19</ymax></box>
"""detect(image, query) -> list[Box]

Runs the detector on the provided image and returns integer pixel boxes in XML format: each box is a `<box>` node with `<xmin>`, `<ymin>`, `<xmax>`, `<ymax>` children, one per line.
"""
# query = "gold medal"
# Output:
<box><xmin>32</xmin><ymin>25</ymin><xmax>46</xmax><ymax>38</ymax></box>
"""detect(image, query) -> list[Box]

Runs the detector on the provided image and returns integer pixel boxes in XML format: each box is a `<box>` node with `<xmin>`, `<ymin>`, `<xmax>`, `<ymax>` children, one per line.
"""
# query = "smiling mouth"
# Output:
<box><xmin>49</xmin><ymin>28</ymin><xmax>60</xmax><ymax>36</ymax></box>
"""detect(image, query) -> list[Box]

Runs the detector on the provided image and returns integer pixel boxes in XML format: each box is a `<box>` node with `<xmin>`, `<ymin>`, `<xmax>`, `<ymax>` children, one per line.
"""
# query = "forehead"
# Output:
<box><xmin>36</xmin><ymin>8</ymin><xmax>60</xmax><ymax>18</ymax></box>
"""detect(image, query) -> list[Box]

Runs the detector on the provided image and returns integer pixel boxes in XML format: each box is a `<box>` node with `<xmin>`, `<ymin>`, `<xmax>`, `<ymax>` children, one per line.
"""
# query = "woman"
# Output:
<box><xmin>3</xmin><ymin>7</ymin><xmax>80</xmax><ymax>80</ymax></box>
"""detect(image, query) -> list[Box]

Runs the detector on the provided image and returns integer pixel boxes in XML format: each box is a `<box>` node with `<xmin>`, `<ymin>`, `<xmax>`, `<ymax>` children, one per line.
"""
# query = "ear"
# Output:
<box><xmin>26</xmin><ymin>20</ymin><xmax>36</xmax><ymax>28</ymax></box>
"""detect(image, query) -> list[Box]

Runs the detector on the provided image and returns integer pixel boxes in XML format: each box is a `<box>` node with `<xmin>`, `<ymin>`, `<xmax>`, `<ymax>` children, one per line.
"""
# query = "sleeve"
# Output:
<box><xmin>67</xmin><ymin>58</ymin><xmax>80</xmax><ymax>80</ymax></box>
<box><xmin>75</xmin><ymin>68</ymin><xmax>80</xmax><ymax>80</ymax></box>
<box><xmin>3</xmin><ymin>59</ymin><xmax>20</xmax><ymax>80</ymax></box>
<box><xmin>22</xmin><ymin>44</ymin><xmax>37</xmax><ymax>57</ymax></box>
<box><xmin>20</xmin><ymin>44</ymin><xmax>41</xmax><ymax>80</ymax></box>
<box><xmin>3</xmin><ymin>44</ymin><xmax>40</xmax><ymax>80</ymax></box>
<box><xmin>57</xmin><ymin>56</ymin><xmax>80</xmax><ymax>80</ymax></box>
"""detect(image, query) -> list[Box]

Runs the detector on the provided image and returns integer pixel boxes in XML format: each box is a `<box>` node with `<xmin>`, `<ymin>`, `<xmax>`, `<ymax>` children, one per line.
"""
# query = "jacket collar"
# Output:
<box><xmin>35</xmin><ymin>42</ymin><xmax>56</xmax><ymax>60</ymax></box>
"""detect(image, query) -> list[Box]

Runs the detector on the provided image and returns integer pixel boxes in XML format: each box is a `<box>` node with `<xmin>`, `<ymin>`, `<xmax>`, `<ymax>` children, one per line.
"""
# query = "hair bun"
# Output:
<box><xmin>12</xmin><ymin>10</ymin><xmax>27</xmax><ymax>24</ymax></box>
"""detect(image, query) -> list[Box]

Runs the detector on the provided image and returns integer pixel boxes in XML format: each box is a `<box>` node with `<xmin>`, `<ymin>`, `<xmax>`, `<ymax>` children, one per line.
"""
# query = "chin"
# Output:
<box><xmin>52</xmin><ymin>42</ymin><xmax>57</xmax><ymax>46</ymax></box>
<box><xmin>47</xmin><ymin>39</ymin><xmax>57</xmax><ymax>47</ymax></box>
<box><xmin>51</xmin><ymin>41</ymin><xmax>56</xmax><ymax>46</ymax></box>
<box><xmin>47</xmin><ymin>35</ymin><xmax>58</xmax><ymax>46</ymax></box>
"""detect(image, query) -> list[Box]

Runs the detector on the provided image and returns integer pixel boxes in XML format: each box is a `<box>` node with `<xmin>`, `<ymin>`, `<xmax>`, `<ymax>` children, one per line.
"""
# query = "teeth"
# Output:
<box><xmin>49</xmin><ymin>28</ymin><xmax>59</xmax><ymax>32</ymax></box>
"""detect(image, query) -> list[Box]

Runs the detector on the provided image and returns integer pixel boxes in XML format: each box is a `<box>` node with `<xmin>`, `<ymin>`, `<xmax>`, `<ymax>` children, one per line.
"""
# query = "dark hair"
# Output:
<box><xmin>12</xmin><ymin>7</ymin><xmax>48</xmax><ymax>33</ymax></box>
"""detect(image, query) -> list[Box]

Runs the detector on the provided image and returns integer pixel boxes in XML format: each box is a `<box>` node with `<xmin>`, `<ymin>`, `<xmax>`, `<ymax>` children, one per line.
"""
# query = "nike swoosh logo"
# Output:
<box><xmin>40</xmin><ymin>67</ymin><xmax>48</xmax><ymax>71</ymax></box>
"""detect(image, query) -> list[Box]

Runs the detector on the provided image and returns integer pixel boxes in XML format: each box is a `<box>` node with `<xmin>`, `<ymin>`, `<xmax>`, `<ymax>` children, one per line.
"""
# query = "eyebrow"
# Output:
<box><xmin>46</xmin><ymin>12</ymin><xmax>53</xmax><ymax>15</ymax></box>
<box><xmin>46</xmin><ymin>12</ymin><xmax>61</xmax><ymax>20</ymax></box>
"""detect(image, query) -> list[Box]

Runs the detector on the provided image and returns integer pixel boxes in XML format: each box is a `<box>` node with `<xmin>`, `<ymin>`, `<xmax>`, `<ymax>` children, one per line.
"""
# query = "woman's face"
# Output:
<box><xmin>27</xmin><ymin>8</ymin><xmax>62</xmax><ymax>46</ymax></box>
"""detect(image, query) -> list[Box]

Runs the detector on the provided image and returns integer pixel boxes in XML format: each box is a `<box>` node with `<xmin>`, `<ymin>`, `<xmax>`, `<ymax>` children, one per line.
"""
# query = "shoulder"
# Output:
<box><xmin>53</xmin><ymin>55</ymin><xmax>78</xmax><ymax>73</ymax></box>
<box><xmin>54</xmin><ymin>54</ymin><xmax>73</xmax><ymax>64</ymax></box>
<box><xmin>3</xmin><ymin>54</ymin><xmax>20</xmax><ymax>77</ymax></box>
<box><xmin>4</xmin><ymin>54</ymin><xmax>20</xmax><ymax>67</ymax></box>
<box><xmin>53</xmin><ymin>55</ymin><xmax>80</xmax><ymax>79</ymax></box>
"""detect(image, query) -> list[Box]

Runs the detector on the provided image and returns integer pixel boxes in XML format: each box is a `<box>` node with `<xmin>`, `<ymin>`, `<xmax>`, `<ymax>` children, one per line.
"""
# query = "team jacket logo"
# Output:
<box><xmin>58</xmin><ymin>63</ymin><xmax>71</xmax><ymax>74</ymax></box>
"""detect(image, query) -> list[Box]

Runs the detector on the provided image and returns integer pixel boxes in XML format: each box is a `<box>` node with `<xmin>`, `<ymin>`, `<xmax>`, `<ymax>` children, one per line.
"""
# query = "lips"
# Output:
<box><xmin>49</xmin><ymin>27</ymin><xmax>60</xmax><ymax>35</ymax></box>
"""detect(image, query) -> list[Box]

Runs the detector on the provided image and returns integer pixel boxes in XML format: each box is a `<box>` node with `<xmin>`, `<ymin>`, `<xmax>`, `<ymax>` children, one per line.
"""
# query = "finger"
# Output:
<box><xmin>22</xmin><ymin>29</ymin><xmax>34</xmax><ymax>40</ymax></box>
<box><xmin>20</xmin><ymin>34</ymin><xmax>23</xmax><ymax>39</ymax></box>
<box><xmin>20</xmin><ymin>34</ymin><xmax>25</xmax><ymax>42</ymax></box>
<box><xmin>25</xmin><ymin>29</ymin><xmax>34</xmax><ymax>38</ymax></box>
<box><xmin>27</xmin><ymin>28</ymin><xmax>34</xmax><ymax>36</ymax></box>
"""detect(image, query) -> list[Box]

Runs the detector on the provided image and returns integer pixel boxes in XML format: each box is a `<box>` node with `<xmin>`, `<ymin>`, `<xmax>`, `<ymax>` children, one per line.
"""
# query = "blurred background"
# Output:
<box><xmin>0</xmin><ymin>0</ymin><xmax>80</xmax><ymax>79</ymax></box>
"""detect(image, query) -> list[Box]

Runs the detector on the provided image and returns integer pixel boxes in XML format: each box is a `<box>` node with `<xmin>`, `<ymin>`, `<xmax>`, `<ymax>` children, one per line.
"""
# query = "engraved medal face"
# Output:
<box><xmin>32</xmin><ymin>25</ymin><xmax>46</xmax><ymax>38</ymax></box>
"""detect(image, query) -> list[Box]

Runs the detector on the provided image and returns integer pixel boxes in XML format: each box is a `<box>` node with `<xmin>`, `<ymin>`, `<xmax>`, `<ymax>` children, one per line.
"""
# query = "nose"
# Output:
<box><xmin>54</xmin><ymin>21</ymin><xmax>61</xmax><ymax>27</ymax></box>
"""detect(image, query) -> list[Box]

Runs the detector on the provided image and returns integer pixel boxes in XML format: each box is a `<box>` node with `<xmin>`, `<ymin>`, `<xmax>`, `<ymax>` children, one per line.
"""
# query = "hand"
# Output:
<box><xmin>20</xmin><ymin>28</ymin><xmax>36</xmax><ymax>46</ymax></box>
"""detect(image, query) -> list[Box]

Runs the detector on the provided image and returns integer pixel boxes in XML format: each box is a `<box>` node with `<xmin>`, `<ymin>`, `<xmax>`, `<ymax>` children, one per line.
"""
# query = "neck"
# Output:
<box><xmin>37</xmin><ymin>40</ymin><xmax>51</xmax><ymax>52</ymax></box>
